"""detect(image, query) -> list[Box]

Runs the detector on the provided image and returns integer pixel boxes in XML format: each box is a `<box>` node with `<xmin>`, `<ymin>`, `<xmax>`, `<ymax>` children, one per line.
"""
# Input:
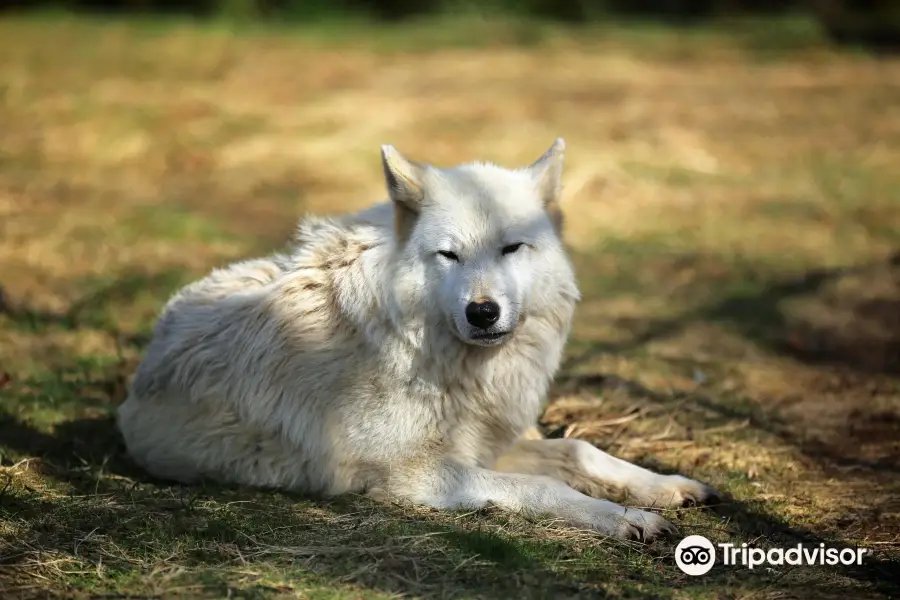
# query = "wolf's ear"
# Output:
<box><xmin>528</xmin><ymin>138</ymin><xmax>566</xmax><ymax>207</ymax></box>
<box><xmin>381</xmin><ymin>145</ymin><xmax>426</xmax><ymax>212</ymax></box>
<box><xmin>381</xmin><ymin>144</ymin><xmax>427</xmax><ymax>244</ymax></box>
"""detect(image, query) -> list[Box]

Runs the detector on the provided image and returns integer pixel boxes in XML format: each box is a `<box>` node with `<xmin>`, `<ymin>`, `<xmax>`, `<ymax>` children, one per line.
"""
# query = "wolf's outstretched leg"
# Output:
<box><xmin>492</xmin><ymin>429</ymin><xmax>720</xmax><ymax>509</ymax></box>
<box><xmin>368</xmin><ymin>460</ymin><xmax>678</xmax><ymax>542</ymax></box>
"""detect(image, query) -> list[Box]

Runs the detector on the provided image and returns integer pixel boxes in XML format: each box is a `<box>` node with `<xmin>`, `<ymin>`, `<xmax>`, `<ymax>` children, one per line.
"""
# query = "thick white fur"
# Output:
<box><xmin>117</xmin><ymin>140</ymin><xmax>718</xmax><ymax>541</ymax></box>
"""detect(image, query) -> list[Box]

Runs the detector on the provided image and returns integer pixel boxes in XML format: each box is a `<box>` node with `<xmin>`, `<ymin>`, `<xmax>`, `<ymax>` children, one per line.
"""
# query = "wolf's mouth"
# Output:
<box><xmin>471</xmin><ymin>331</ymin><xmax>510</xmax><ymax>341</ymax></box>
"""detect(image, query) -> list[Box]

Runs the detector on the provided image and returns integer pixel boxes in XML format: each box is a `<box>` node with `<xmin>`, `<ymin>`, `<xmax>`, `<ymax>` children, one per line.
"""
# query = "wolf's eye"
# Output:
<box><xmin>502</xmin><ymin>243</ymin><xmax>524</xmax><ymax>256</ymax></box>
<box><xmin>438</xmin><ymin>250</ymin><xmax>460</xmax><ymax>262</ymax></box>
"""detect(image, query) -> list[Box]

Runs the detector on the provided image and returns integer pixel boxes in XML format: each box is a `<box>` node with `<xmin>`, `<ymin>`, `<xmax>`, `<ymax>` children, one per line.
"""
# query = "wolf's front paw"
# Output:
<box><xmin>634</xmin><ymin>475</ymin><xmax>721</xmax><ymax>509</ymax></box>
<box><xmin>577</xmin><ymin>501</ymin><xmax>679</xmax><ymax>542</ymax></box>
<box><xmin>621</xmin><ymin>507</ymin><xmax>679</xmax><ymax>541</ymax></box>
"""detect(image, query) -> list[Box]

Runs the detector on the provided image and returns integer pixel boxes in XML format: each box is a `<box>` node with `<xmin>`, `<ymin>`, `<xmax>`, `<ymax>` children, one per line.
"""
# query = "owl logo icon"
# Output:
<box><xmin>675</xmin><ymin>535</ymin><xmax>716</xmax><ymax>576</ymax></box>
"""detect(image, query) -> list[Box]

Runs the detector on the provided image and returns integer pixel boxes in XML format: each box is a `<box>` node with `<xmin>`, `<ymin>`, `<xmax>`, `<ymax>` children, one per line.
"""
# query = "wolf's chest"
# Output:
<box><xmin>437</xmin><ymin>375</ymin><xmax>545</xmax><ymax>462</ymax></box>
<box><xmin>441</xmin><ymin>403</ymin><xmax>534</xmax><ymax>468</ymax></box>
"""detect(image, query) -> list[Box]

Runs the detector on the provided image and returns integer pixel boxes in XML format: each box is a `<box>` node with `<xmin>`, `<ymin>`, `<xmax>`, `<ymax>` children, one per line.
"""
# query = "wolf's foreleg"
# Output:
<box><xmin>492</xmin><ymin>435</ymin><xmax>720</xmax><ymax>509</ymax></box>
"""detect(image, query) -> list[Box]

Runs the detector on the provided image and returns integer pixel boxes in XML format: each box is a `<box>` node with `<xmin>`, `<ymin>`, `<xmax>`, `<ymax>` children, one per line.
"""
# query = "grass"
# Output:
<box><xmin>1</xmin><ymin>12</ymin><xmax>899</xmax><ymax>600</ymax></box>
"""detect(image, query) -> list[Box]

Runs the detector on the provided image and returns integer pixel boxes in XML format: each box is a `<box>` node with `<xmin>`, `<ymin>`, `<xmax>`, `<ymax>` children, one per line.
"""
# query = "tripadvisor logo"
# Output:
<box><xmin>675</xmin><ymin>535</ymin><xmax>871</xmax><ymax>576</ymax></box>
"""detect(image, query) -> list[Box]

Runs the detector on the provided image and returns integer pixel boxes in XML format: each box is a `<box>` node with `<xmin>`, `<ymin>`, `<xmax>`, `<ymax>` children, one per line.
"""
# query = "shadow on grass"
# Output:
<box><xmin>0</xmin><ymin>475</ymin><xmax>603</xmax><ymax>598</ymax></box>
<box><xmin>702</xmin><ymin>255</ymin><xmax>900</xmax><ymax>378</ymax></box>
<box><xmin>567</xmin><ymin>250</ymin><xmax>900</xmax><ymax>377</ymax></box>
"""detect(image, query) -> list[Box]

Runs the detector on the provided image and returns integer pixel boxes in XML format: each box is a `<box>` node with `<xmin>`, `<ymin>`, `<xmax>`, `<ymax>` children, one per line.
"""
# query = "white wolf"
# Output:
<box><xmin>117</xmin><ymin>139</ymin><xmax>719</xmax><ymax>541</ymax></box>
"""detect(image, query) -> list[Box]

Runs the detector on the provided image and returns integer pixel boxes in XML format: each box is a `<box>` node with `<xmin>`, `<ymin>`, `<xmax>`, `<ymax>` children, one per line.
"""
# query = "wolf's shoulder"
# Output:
<box><xmin>159</xmin><ymin>202</ymin><xmax>395</xmax><ymax>329</ymax></box>
<box><xmin>287</xmin><ymin>202</ymin><xmax>394</xmax><ymax>269</ymax></box>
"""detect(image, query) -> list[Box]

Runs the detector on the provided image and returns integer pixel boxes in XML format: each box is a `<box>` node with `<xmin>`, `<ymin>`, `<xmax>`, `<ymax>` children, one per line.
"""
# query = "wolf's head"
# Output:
<box><xmin>381</xmin><ymin>139</ymin><xmax>578</xmax><ymax>348</ymax></box>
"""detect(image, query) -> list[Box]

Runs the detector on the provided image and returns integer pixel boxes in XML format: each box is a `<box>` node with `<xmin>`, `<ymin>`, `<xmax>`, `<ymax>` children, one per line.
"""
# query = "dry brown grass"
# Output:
<box><xmin>0</xmin><ymin>14</ymin><xmax>899</xmax><ymax>600</ymax></box>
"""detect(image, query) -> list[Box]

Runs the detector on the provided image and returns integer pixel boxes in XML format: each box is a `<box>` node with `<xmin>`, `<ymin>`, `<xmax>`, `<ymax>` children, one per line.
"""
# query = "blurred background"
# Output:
<box><xmin>4</xmin><ymin>1</ymin><xmax>900</xmax><ymax>48</ymax></box>
<box><xmin>7</xmin><ymin>0</ymin><xmax>900</xmax><ymax>46</ymax></box>
<box><xmin>0</xmin><ymin>1</ymin><xmax>898</xmax><ymax>599</ymax></box>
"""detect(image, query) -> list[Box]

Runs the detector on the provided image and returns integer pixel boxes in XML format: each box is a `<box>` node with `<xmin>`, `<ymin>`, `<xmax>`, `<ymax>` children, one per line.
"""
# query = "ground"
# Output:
<box><xmin>0</xmin><ymin>13</ymin><xmax>898</xmax><ymax>600</ymax></box>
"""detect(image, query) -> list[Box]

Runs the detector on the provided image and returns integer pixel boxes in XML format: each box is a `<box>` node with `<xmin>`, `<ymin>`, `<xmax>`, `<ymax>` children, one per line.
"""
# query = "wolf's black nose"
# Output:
<box><xmin>466</xmin><ymin>300</ymin><xmax>500</xmax><ymax>329</ymax></box>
